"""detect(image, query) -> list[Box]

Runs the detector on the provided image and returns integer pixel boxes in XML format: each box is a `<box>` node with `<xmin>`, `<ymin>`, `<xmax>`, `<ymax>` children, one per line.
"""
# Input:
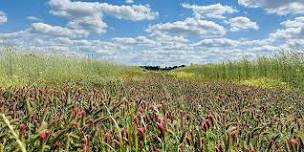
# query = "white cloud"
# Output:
<box><xmin>280</xmin><ymin>17</ymin><xmax>304</xmax><ymax>28</ymax></box>
<box><xmin>270</xmin><ymin>17</ymin><xmax>304</xmax><ymax>40</ymax></box>
<box><xmin>48</xmin><ymin>0</ymin><xmax>158</xmax><ymax>34</ymax></box>
<box><xmin>101</xmin><ymin>4</ymin><xmax>158</xmax><ymax>21</ymax></box>
<box><xmin>281</xmin><ymin>39</ymin><xmax>304</xmax><ymax>49</ymax></box>
<box><xmin>3</xmin><ymin>1</ymin><xmax>304</xmax><ymax>66</ymax></box>
<box><xmin>112</xmin><ymin>36</ymin><xmax>155</xmax><ymax>45</ymax></box>
<box><xmin>112</xmin><ymin>34</ymin><xmax>190</xmax><ymax>53</ymax></box>
<box><xmin>0</xmin><ymin>11</ymin><xmax>7</xmax><ymax>24</ymax></box>
<box><xmin>250</xmin><ymin>45</ymin><xmax>279</xmax><ymax>52</ymax></box>
<box><xmin>146</xmin><ymin>18</ymin><xmax>226</xmax><ymax>38</ymax></box>
<box><xmin>182</xmin><ymin>3</ymin><xmax>237</xmax><ymax>19</ymax></box>
<box><xmin>0</xmin><ymin>20</ymin><xmax>276</xmax><ymax>66</ymax></box>
<box><xmin>0</xmin><ymin>25</ymin><xmax>284</xmax><ymax>66</ymax></box>
<box><xmin>271</xmin><ymin>27</ymin><xmax>303</xmax><ymax>40</ymax></box>
<box><xmin>238</xmin><ymin>0</ymin><xmax>304</xmax><ymax>15</ymax></box>
<box><xmin>264</xmin><ymin>17</ymin><xmax>304</xmax><ymax>51</ymax></box>
<box><xmin>228</xmin><ymin>16</ymin><xmax>259</xmax><ymax>32</ymax></box>
<box><xmin>31</xmin><ymin>22</ymin><xmax>89</xmax><ymax>38</ymax></box>
<box><xmin>27</xmin><ymin>16</ymin><xmax>41</xmax><ymax>21</ymax></box>
<box><xmin>126</xmin><ymin>0</ymin><xmax>134</xmax><ymax>4</ymax></box>
<box><xmin>193</xmin><ymin>38</ymin><xmax>239</xmax><ymax>47</ymax></box>
<box><xmin>240</xmin><ymin>39</ymin><xmax>272</xmax><ymax>46</ymax></box>
<box><xmin>0</xmin><ymin>29</ymin><xmax>121</xmax><ymax>58</ymax></box>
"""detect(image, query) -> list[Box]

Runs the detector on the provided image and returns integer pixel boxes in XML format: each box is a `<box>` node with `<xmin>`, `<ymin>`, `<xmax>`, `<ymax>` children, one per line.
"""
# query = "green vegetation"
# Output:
<box><xmin>1</xmin><ymin>48</ymin><xmax>304</xmax><ymax>90</ymax></box>
<box><xmin>1</xmin><ymin>79</ymin><xmax>304</xmax><ymax>151</ymax></box>
<box><xmin>240</xmin><ymin>78</ymin><xmax>290</xmax><ymax>89</ymax></box>
<box><xmin>174</xmin><ymin>52</ymin><xmax>304</xmax><ymax>90</ymax></box>
<box><xmin>0</xmin><ymin>48</ymin><xmax>304</xmax><ymax>151</ymax></box>
<box><xmin>0</xmin><ymin>48</ymin><xmax>142</xmax><ymax>87</ymax></box>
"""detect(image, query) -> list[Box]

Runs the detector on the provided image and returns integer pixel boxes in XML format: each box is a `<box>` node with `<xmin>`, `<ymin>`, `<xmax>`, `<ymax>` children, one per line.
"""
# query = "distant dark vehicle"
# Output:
<box><xmin>139</xmin><ymin>65</ymin><xmax>186</xmax><ymax>71</ymax></box>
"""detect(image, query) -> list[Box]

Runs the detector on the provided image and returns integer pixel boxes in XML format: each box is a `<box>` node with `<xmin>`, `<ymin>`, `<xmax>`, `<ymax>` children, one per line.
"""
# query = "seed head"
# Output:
<box><xmin>39</xmin><ymin>130</ymin><xmax>49</xmax><ymax>142</ymax></box>
<box><xmin>80</xmin><ymin>110</ymin><xmax>86</xmax><ymax>120</ymax></box>
<box><xmin>288</xmin><ymin>138</ymin><xmax>298</xmax><ymax>148</ymax></box>
<box><xmin>89</xmin><ymin>118</ymin><xmax>94</xmax><ymax>127</ymax></box>
<box><xmin>104</xmin><ymin>132</ymin><xmax>111</xmax><ymax>143</ymax></box>
<box><xmin>19</xmin><ymin>123</ymin><xmax>28</xmax><ymax>137</ymax></box>
<box><xmin>156</xmin><ymin>121</ymin><xmax>165</xmax><ymax>137</ymax></box>
<box><xmin>20</xmin><ymin>123</ymin><xmax>27</xmax><ymax>130</ymax></box>
<box><xmin>121</xmin><ymin>128</ymin><xmax>128</xmax><ymax>138</ymax></box>
<box><xmin>55</xmin><ymin>141</ymin><xmax>62</xmax><ymax>149</ymax></box>
<box><xmin>137</xmin><ymin>127</ymin><xmax>145</xmax><ymax>139</ymax></box>
<box><xmin>137</xmin><ymin>127</ymin><xmax>145</xmax><ymax>135</ymax></box>
<box><xmin>138</xmin><ymin>107</ymin><xmax>145</xmax><ymax>114</ymax></box>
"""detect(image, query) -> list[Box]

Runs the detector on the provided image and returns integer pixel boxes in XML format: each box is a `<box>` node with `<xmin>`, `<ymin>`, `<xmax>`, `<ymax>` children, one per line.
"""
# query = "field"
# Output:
<box><xmin>0</xmin><ymin>49</ymin><xmax>304</xmax><ymax>151</ymax></box>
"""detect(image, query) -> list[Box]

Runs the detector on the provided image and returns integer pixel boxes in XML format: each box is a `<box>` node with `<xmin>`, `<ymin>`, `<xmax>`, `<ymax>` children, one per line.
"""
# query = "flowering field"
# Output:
<box><xmin>1</xmin><ymin>76</ymin><xmax>304</xmax><ymax>151</ymax></box>
<box><xmin>0</xmin><ymin>51</ymin><xmax>304</xmax><ymax>151</ymax></box>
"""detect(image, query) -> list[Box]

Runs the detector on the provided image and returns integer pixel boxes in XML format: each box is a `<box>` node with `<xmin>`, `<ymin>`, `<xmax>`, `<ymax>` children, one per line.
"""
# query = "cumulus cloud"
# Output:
<box><xmin>263</xmin><ymin>17</ymin><xmax>304</xmax><ymax>52</ymax></box>
<box><xmin>0</xmin><ymin>11</ymin><xmax>7</xmax><ymax>24</ymax></box>
<box><xmin>112</xmin><ymin>34</ymin><xmax>190</xmax><ymax>53</ymax></box>
<box><xmin>0</xmin><ymin>29</ymin><xmax>121</xmax><ymax>58</ymax></box>
<box><xmin>31</xmin><ymin>22</ymin><xmax>89</xmax><ymax>38</ymax></box>
<box><xmin>270</xmin><ymin>17</ymin><xmax>304</xmax><ymax>40</ymax></box>
<box><xmin>238</xmin><ymin>0</ymin><xmax>304</xmax><ymax>15</ymax></box>
<box><xmin>281</xmin><ymin>17</ymin><xmax>304</xmax><ymax>28</ymax></box>
<box><xmin>0</xmin><ymin>22</ymin><xmax>273</xmax><ymax>66</ymax></box>
<box><xmin>193</xmin><ymin>38</ymin><xmax>239</xmax><ymax>47</ymax></box>
<box><xmin>48</xmin><ymin>0</ymin><xmax>158</xmax><ymax>34</ymax></box>
<box><xmin>2</xmin><ymin>1</ymin><xmax>304</xmax><ymax>66</ymax></box>
<box><xmin>112</xmin><ymin>36</ymin><xmax>155</xmax><ymax>45</ymax></box>
<box><xmin>182</xmin><ymin>3</ymin><xmax>237</xmax><ymax>19</ymax></box>
<box><xmin>0</xmin><ymin>25</ymin><xmax>282</xmax><ymax>66</ymax></box>
<box><xmin>146</xmin><ymin>18</ymin><xmax>226</xmax><ymax>38</ymax></box>
<box><xmin>228</xmin><ymin>16</ymin><xmax>259</xmax><ymax>32</ymax></box>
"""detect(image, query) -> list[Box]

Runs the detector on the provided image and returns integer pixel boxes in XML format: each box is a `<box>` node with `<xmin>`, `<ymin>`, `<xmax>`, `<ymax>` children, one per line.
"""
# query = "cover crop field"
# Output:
<box><xmin>2</xmin><ymin>0</ymin><xmax>304</xmax><ymax>151</ymax></box>
<box><xmin>0</xmin><ymin>50</ymin><xmax>304</xmax><ymax>151</ymax></box>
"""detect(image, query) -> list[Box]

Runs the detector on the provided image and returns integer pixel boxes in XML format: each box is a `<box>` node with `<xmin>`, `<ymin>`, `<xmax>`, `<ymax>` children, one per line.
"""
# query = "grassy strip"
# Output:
<box><xmin>174</xmin><ymin>52</ymin><xmax>304</xmax><ymax>90</ymax></box>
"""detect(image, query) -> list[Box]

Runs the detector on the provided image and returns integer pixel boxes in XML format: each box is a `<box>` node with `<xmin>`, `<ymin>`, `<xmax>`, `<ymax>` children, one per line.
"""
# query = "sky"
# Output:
<box><xmin>0</xmin><ymin>0</ymin><xmax>304</xmax><ymax>66</ymax></box>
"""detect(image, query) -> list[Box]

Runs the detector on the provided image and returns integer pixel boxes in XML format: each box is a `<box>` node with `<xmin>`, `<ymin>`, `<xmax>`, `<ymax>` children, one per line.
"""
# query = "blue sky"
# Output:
<box><xmin>0</xmin><ymin>0</ymin><xmax>304</xmax><ymax>66</ymax></box>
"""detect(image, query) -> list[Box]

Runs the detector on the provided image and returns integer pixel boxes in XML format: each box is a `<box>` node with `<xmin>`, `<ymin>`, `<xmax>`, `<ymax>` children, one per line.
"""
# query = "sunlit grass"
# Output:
<box><xmin>239</xmin><ymin>78</ymin><xmax>290</xmax><ymax>89</ymax></box>
<box><xmin>168</xmin><ymin>71</ymin><xmax>195</xmax><ymax>80</ymax></box>
<box><xmin>2</xmin><ymin>47</ymin><xmax>304</xmax><ymax>92</ymax></box>
<box><xmin>0</xmin><ymin>47</ymin><xmax>142</xmax><ymax>87</ymax></box>
<box><xmin>175</xmin><ymin>51</ymin><xmax>304</xmax><ymax>90</ymax></box>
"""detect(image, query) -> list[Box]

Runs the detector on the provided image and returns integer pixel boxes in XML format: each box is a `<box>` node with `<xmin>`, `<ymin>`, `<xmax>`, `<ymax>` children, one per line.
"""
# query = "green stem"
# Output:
<box><xmin>1</xmin><ymin>114</ymin><xmax>27</xmax><ymax>152</ymax></box>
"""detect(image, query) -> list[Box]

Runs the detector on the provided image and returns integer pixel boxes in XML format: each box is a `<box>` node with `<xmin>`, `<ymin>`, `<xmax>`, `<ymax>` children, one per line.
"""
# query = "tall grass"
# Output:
<box><xmin>2</xmin><ymin>46</ymin><xmax>304</xmax><ymax>90</ymax></box>
<box><xmin>176</xmin><ymin>51</ymin><xmax>304</xmax><ymax>90</ymax></box>
<box><xmin>0</xmin><ymin>47</ymin><xmax>142</xmax><ymax>87</ymax></box>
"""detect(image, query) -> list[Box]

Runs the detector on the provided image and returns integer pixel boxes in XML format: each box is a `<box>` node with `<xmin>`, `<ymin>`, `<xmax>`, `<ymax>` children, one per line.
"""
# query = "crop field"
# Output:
<box><xmin>3</xmin><ymin>0</ymin><xmax>304</xmax><ymax>151</ymax></box>
<box><xmin>0</xmin><ymin>51</ymin><xmax>304</xmax><ymax>152</ymax></box>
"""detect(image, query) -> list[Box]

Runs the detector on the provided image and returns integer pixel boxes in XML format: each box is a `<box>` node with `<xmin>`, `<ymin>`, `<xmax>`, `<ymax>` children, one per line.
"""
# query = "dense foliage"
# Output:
<box><xmin>1</xmin><ymin>77</ymin><xmax>303</xmax><ymax>151</ymax></box>
<box><xmin>1</xmin><ymin>49</ymin><xmax>304</xmax><ymax>151</ymax></box>
<box><xmin>0</xmin><ymin>48</ymin><xmax>141</xmax><ymax>87</ymax></box>
<box><xmin>174</xmin><ymin>52</ymin><xmax>304</xmax><ymax>90</ymax></box>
